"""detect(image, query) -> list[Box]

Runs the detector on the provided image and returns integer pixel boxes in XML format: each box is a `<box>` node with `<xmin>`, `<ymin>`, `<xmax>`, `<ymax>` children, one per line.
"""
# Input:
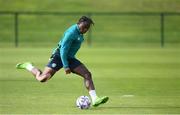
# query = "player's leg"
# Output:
<box><xmin>16</xmin><ymin>49</ymin><xmax>62</xmax><ymax>82</ymax></box>
<box><xmin>72</xmin><ymin>64</ymin><xmax>109</xmax><ymax>107</ymax></box>
<box><xmin>16</xmin><ymin>62</ymin><xmax>56</xmax><ymax>82</ymax></box>
<box><xmin>26</xmin><ymin>66</ymin><xmax>56</xmax><ymax>82</ymax></box>
<box><xmin>72</xmin><ymin>64</ymin><xmax>95</xmax><ymax>91</ymax></box>
<box><xmin>35</xmin><ymin>67</ymin><xmax>56</xmax><ymax>82</ymax></box>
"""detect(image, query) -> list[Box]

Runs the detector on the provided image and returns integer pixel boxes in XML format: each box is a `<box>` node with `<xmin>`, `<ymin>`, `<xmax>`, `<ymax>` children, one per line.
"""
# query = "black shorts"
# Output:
<box><xmin>47</xmin><ymin>52</ymin><xmax>82</xmax><ymax>71</ymax></box>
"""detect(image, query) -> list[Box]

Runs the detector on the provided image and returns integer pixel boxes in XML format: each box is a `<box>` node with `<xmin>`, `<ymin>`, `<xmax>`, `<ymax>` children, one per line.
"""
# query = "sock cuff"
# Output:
<box><xmin>26</xmin><ymin>64</ymin><xmax>34</xmax><ymax>71</ymax></box>
<box><xmin>89</xmin><ymin>90</ymin><xmax>96</xmax><ymax>94</ymax></box>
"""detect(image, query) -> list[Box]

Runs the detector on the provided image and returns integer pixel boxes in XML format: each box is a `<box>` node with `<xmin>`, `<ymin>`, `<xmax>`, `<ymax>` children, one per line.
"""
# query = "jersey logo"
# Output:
<box><xmin>52</xmin><ymin>63</ymin><xmax>57</xmax><ymax>68</ymax></box>
<box><xmin>78</xmin><ymin>37</ymin><xmax>80</xmax><ymax>41</ymax></box>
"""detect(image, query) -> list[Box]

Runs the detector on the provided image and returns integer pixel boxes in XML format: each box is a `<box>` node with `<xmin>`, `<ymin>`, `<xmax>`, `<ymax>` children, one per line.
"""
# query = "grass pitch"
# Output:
<box><xmin>0</xmin><ymin>47</ymin><xmax>180</xmax><ymax>114</ymax></box>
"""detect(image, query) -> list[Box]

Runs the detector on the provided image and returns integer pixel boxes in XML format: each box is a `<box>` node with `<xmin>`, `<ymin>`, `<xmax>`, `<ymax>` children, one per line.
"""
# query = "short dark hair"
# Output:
<box><xmin>77</xmin><ymin>16</ymin><xmax>94</xmax><ymax>25</ymax></box>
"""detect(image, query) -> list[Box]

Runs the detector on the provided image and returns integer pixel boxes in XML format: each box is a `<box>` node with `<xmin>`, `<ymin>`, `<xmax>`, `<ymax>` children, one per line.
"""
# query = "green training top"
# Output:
<box><xmin>54</xmin><ymin>24</ymin><xmax>84</xmax><ymax>68</ymax></box>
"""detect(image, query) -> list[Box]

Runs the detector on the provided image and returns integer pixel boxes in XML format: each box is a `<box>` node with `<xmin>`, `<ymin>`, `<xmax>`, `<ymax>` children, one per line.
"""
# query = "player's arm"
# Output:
<box><xmin>59</xmin><ymin>32</ymin><xmax>74</xmax><ymax>74</ymax></box>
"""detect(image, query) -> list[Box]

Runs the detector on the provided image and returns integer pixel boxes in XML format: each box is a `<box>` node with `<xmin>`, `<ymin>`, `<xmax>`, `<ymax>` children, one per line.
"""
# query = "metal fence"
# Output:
<box><xmin>0</xmin><ymin>11</ymin><xmax>180</xmax><ymax>47</ymax></box>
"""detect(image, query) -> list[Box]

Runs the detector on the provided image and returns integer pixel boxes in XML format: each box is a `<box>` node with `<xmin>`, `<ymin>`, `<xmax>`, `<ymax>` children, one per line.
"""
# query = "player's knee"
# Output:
<box><xmin>84</xmin><ymin>71</ymin><xmax>92</xmax><ymax>80</ymax></box>
<box><xmin>37</xmin><ymin>73</ymin><xmax>51</xmax><ymax>83</ymax></box>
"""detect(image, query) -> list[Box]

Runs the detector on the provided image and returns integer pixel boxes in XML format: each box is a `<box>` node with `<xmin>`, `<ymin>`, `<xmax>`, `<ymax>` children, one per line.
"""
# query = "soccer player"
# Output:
<box><xmin>16</xmin><ymin>16</ymin><xmax>109</xmax><ymax>107</ymax></box>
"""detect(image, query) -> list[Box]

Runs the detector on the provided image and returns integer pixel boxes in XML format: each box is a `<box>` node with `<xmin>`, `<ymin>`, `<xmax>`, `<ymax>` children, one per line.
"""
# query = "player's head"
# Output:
<box><xmin>77</xmin><ymin>16</ymin><xmax>94</xmax><ymax>34</ymax></box>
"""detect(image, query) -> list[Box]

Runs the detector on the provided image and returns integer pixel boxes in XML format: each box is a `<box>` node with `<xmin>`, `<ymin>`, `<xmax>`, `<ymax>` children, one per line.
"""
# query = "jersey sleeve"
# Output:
<box><xmin>59</xmin><ymin>32</ymin><xmax>74</xmax><ymax>68</ymax></box>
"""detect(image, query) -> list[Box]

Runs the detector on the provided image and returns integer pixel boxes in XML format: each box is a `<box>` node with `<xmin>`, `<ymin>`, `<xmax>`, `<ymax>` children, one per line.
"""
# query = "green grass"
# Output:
<box><xmin>0</xmin><ymin>47</ymin><xmax>180</xmax><ymax>114</ymax></box>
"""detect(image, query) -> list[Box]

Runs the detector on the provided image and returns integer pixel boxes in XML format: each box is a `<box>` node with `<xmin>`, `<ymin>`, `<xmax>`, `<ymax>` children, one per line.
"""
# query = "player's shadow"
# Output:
<box><xmin>91</xmin><ymin>106</ymin><xmax>180</xmax><ymax>110</ymax></box>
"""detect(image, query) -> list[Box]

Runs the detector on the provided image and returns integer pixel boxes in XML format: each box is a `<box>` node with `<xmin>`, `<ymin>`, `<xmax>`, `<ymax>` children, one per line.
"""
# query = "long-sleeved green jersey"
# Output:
<box><xmin>54</xmin><ymin>24</ymin><xmax>84</xmax><ymax>68</ymax></box>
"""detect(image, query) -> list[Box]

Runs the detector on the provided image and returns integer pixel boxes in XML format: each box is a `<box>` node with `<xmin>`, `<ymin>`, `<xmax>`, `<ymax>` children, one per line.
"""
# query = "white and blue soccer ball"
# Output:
<box><xmin>76</xmin><ymin>96</ymin><xmax>91</xmax><ymax>109</ymax></box>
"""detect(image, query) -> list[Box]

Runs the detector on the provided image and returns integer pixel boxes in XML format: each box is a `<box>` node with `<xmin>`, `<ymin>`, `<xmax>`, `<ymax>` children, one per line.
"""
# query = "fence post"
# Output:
<box><xmin>87</xmin><ymin>13</ymin><xmax>92</xmax><ymax>46</ymax></box>
<box><xmin>14</xmin><ymin>12</ymin><xmax>19</xmax><ymax>47</ymax></box>
<box><xmin>160</xmin><ymin>13</ymin><xmax>164</xmax><ymax>48</ymax></box>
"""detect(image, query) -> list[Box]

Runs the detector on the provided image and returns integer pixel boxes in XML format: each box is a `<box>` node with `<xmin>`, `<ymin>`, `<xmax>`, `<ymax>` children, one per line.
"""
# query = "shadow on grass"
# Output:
<box><xmin>91</xmin><ymin>106</ymin><xmax>180</xmax><ymax>110</ymax></box>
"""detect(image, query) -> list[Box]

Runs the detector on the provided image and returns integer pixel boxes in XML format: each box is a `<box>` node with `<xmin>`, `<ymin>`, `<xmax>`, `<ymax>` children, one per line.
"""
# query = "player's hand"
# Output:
<box><xmin>65</xmin><ymin>68</ymin><xmax>71</xmax><ymax>74</ymax></box>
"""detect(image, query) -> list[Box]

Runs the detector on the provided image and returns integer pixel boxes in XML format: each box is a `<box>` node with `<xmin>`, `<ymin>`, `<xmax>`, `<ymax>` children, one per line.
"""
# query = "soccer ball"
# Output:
<box><xmin>76</xmin><ymin>96</ymin><xmax>91</xmax><ymax>109</ymax></box>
